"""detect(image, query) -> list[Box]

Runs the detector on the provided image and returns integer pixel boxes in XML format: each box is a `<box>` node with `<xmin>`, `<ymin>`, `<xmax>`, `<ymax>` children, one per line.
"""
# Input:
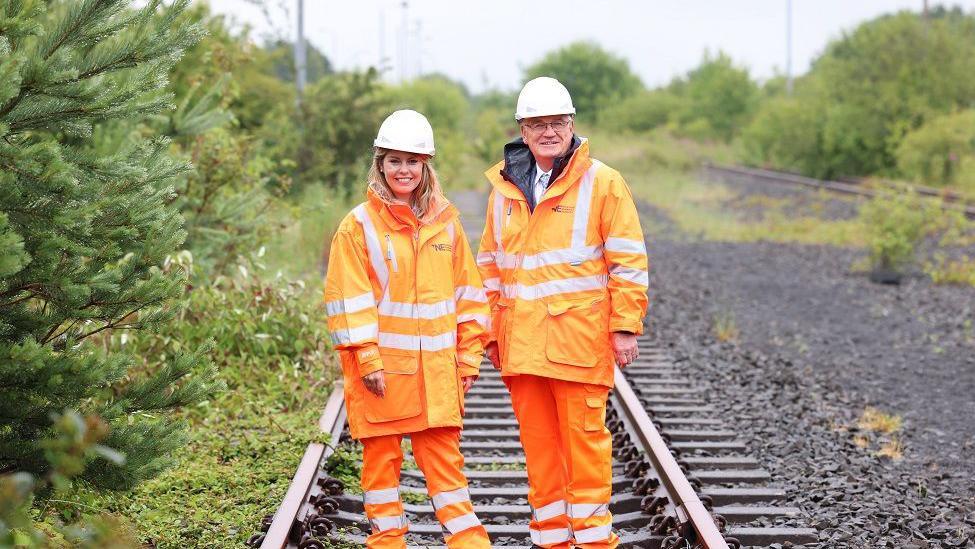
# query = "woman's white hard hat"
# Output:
<box><xmin>374</xmin><ymin>109</ymin><xmax>436</xmax><ymax>156</ymax></box>
<box><xmin>515</xmin><ymin>77</ymin><xmax>576</xmax><ymax>121</ymax></box>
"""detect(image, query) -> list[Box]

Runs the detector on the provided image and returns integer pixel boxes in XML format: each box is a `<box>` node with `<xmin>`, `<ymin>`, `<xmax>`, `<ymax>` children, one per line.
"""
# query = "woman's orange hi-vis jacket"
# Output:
<box><xmin>477</xmin><ymin>138</ymin><xmax>649</xmax><ymax>388</ymax></box>
<box><xmin>325</xmin><ymin>187</ymin><xmax>489</xmax><ymax>440</ymax></box>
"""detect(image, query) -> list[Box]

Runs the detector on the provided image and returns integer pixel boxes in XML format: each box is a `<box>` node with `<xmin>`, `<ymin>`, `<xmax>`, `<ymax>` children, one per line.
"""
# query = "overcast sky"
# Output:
<box><xmin>204</xmin><ymin>0</ymin><xmax>975</xmax><ymax>93</ymax></box>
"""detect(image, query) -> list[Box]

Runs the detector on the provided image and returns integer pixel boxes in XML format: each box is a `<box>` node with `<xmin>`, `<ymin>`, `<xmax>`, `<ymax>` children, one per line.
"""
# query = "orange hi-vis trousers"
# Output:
<box><xmin>360</xmin><ymin>427</ymin><xmax>491</xmax><ymax>549</ymax></box>
<box><xmin>508</xmin><ymin>374</ymin><xmax>619</xmax><ymax>549</ymax></box>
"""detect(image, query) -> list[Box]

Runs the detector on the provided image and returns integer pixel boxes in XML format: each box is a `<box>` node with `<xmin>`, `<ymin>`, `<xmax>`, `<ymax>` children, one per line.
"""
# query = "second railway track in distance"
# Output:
<box><xmin>251</xmin><ymin>342</ymin><xmax>818</xmax><ymax>548</ymax></box>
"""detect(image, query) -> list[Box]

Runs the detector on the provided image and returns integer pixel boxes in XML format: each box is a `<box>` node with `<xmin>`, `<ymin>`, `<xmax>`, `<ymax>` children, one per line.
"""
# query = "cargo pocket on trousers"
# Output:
<box><xmin>584</xmin><ymin>396</ymin><xmax>606</xmax><ymax>432</ymax></box>
<box><xmin>363</xmin><ymin>355</ymin><xmax>422</xmax><ymax>423</ymax></box>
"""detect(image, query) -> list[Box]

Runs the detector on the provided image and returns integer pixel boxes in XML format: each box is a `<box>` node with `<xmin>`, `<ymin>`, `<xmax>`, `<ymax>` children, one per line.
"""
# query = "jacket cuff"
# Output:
<box><xmin>610</xmin><ymin>319</ymin><xmax>645</xmax><ymax>335</ymax></box>
<box><xmin>356</xmin><ymin>345</ymin><xmax>384</xmax><ymax>375</ymax></box>
<box><xmin>457</xmin><ymin>351</ymin><xmax>482</xmax><ymax>369</ymax></box>
<box><xmin>458</xmin><ymin>365</ymin><xmax>480</xmax><ymax>378</ymax></box>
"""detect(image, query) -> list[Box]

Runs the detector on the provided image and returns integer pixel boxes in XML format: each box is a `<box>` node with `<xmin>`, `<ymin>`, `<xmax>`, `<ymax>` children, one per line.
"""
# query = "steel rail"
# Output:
<box><xmin>259</xmin><ymin>383</ymin><xmax>346</xmax><ymax>549</ymax></box>
<box><xmin>705</xmin><ymin>163</ymin><xmax>975</xmax><ymax>219</ymax></box>
<box><xmin>613</xmin><ymin>367</ymin><xmax>730</xmax><ymax>549</ymax></box>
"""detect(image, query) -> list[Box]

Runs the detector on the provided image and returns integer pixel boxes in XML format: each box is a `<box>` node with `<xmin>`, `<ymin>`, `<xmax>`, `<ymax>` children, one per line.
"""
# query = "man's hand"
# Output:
<box><xmin>612</xmin><ymin>332</ymin><xmax>639</xmax><ymax>368</ymax></box>
<box><xmin>461</xmin><ymin>375</ymin><xmax>478</xmax><ymax>393</ymax></box>
<box><xmin>362</xmin><ymin>370</ymin><xmax>386</xmax><ymax>397</ymax></box>
<box><xmin>485</xmin><ymin>341</ymin><xmax>501</xmax><ymax>370</ymax></box>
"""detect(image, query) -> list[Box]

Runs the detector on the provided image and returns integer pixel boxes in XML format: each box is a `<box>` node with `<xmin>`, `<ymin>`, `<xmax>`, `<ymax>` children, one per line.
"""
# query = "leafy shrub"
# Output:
<box><xmin>896</xmin><ymin>109</ymin><xmax>975</xmax><ymax>188</ymax></box>
<box><xmin>671</xmin><ymin>51</ymin><xmax>758</xmax><ymax>142</ymax></box>
<box><xmin>600</xmin><ymin>90</ymin><xmax>681</xmax><ymax>134</ymax></box>
<box><xmin>858</xmin><ymin>190</ymin><xmax>938</xmax><ymax>275</ymax></box>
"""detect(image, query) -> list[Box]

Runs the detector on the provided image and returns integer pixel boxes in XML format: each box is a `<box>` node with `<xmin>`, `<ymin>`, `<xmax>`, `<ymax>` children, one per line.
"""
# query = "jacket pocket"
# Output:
<box><xmin>362</xmin><ymin>354</ymin><xmax>422</xmax><ymax>423</ymax></box>
<box><xmin>545</xmin><ymin>298</ymin><xmax>603</xmax><ymax>367</ymax></box>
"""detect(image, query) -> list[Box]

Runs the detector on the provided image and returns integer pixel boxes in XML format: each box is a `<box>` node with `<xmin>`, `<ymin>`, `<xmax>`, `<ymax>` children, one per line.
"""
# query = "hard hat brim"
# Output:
<box><xmin>515</xmin><ymin>107</ymin><xmax>577</xmax><ymax>121</ymax></box>
<box><xmin>373</xmin><ymin>140</ymin><xmax>435</xmax><ymax>156</ymax></box>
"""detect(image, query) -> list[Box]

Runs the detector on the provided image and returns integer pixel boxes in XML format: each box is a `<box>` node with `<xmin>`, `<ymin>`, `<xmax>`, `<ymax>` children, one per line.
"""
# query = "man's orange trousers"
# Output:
<box><xmin>508</xmin><ymin>374</ymin><xmax>619</xmax><ymax>548</ymax></box>
<box><xmin>360</xmin><ymin>427</ymin><xmax>491</xmax><ymax>548</ymax></box>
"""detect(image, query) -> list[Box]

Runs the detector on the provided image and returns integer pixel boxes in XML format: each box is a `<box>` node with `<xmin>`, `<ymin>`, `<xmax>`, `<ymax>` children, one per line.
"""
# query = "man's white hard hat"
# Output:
<box><xmin>515</xmin><ymin>77</ymin><xmax>576</xmax><ymax>121</ymax></box>
<box><xmin>374</xmin><ymin>109</ymin><xmax>436</xmax><ymax>156</ymax></box>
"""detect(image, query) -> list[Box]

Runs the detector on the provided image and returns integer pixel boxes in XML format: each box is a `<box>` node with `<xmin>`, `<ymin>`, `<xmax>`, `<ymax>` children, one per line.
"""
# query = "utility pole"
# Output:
<box><xmin>399</xmin><ymin>1</ymin><xmax>409</xmax><ymax>82</ymax></box>
<box><xmin>378</xmin><ymin>8</ymin><xmax>386</xmax><ymax>72</ymax></box>
<box><xmin>294</xmin><ymin>0</ymin><xmax>307</xmax><ymax>107</ymax></box>
<box><xmin>785</xmin><ymin>0</ymin><xmax>793</xmax><ymax>95</ymax></box>
<box><xmin>923</xmin><ymin>0</ymin><xmax>929</xmax><ymax>19</ymax></box>
<box><xmin>415</xmin><ymin>19</ymin><xmax>423</xmax><ymax>76</ymax></box>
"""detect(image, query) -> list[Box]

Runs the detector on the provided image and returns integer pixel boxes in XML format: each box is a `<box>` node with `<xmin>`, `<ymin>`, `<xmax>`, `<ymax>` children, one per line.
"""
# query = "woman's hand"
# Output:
<box><xmin>461</xmin><ymin>375</ymin><xmax>478</xmax><ymax>394</ymax></box>
<box><xmin>362</xmin><ymin>370</ymin><xmax>386</xmax><ymax>397</ymax></box>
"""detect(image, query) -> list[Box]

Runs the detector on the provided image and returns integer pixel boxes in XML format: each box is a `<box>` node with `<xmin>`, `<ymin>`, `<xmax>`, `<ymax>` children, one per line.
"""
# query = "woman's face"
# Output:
<box><xmin>382</xmin><ymin>150</ymin><xmax>425</xmax><ymax>202</ymax></box>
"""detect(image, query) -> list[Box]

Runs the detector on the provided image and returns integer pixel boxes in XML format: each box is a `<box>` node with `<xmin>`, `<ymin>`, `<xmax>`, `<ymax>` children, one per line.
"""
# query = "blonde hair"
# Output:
<box><xmin>367</xmin><ymin>148</ymin><xmax>441</xmax><ymax>220</ymax></box>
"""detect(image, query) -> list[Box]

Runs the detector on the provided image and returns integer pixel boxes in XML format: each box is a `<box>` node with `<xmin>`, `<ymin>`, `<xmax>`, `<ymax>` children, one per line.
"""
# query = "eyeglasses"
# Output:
<box><xmin>522</xmin><ymin>119</ymin><xmax>571</xmax><ymax>133</ymax></box>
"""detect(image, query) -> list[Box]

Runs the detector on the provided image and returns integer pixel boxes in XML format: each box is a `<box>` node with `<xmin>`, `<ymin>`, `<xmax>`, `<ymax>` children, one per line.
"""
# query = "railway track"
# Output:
<box><xmin>250</xmin><ymin>342</ymin><xmax>817</xmax><ymax>548</ymax></box>
<box><xmin>704</xmin><ymin>163</ymin><xmax>975</xmax><ymax>220</ymax></box>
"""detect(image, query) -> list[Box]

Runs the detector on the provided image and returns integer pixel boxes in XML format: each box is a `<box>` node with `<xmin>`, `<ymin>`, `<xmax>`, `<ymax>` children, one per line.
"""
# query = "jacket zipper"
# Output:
<box><xmin>385</xmin><ymin>234</ymin><xmax>398</xmax><ymax>272</ymax></box>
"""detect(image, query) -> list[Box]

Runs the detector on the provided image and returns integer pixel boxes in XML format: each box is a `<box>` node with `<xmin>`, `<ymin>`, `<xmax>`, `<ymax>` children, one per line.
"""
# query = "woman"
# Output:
<box><xmin>324</xmin><ymin>110</ymin><xmax>491</xmax><ymax>549</ymax></box>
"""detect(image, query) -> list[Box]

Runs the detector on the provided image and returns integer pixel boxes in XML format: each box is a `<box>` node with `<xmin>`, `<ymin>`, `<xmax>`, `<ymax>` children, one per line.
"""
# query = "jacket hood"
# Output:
<box><xmin>499</xmin><ymin>135</ymin><xmax>583</xmax><ymax>210</ymax></box>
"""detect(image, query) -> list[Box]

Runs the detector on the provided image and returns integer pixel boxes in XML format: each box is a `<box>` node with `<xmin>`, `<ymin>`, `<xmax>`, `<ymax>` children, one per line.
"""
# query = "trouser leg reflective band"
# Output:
<box><xmin>361</xmin><ymin>434</ymin><xmax>409</xmax><ymax>549</ymax></box>
<box><xmin>411</xmin><ymin>427</ymin><xmax>491</xmax><ymax>548</ymax></box>
<box><xmin>509</xmin><ymin>375</ymin><xmax>572</xmax><ymax>548</ymax></box>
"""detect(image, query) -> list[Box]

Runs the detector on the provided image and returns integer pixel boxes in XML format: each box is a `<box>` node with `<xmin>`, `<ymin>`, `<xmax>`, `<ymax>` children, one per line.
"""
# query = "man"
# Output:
<box><xmin>477</xmin><ymin>77</ymin><xmax>649</xmax><ymax>548</ymax></box>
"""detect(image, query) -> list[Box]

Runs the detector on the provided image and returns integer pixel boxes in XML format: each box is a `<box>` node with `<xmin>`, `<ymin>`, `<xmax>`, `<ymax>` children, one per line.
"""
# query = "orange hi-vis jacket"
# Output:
<box><xmin>478</xmin><ymin>138</ymin><xmax>649</xmax><ymax>388</ymax></box>
<box><xmin>325</xmin><ymin>188</ymin><xmax>489</xmax><ymax>440</ymax></box>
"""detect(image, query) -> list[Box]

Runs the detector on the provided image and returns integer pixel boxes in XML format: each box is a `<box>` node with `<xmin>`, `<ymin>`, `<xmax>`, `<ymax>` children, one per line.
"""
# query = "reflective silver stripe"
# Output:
<box><xmin>570</xmin><ymin>161</ymin><xmax>601</xmax><ymax>249</ymax></box>
<box><xmin>573</xmin><ymin>524</ymin><xmax>613</xmax><ymax>543</ymax></box>
<box><xmin>476</xmin><ymin>252</ymin><xmax>495</xmax><ymax>266</ymax></box>
<box><xmin>519</xmin><ymin>245</ymin><xmax>603</xmax><ymax>270</ymax></box>
<box><xmin>378</xmin><ymin>299</ymin><xmax>455</xmax><ymax>319</ymax></box>
<box><xmin>353</xmin><ymin>205</ymin><xmax>389</xmax><ymax>291</ymax></box>
<box><xmin>483</xmin><ymin>278</ymin><xmax>500</xmax><ymax>291</ymax></box>
<box><xmin>495</xmin><ymin>251</ymin><xmax>519</xmax><ymax>270</ymax></box>
<box><xmin>532</xmin><ymin>499</ymin><xmax>567</xmax><ymax>522</ymax></box>
<box><xmin>492</xmin><ymin>190</ymin><xmax>504</xmax><ymax>256</ymax></box>
<box><xmin>568</xmin><ymin>502</ymin><xmax>610</xmax><ymax>519</ymax></box>
<box><xmin>363</xmin><ymin>487</ymin><xmax>400</xmax><ymax>505</ymax></box>
<box><xmin>379</xmin><ymin>331</ymin><xmax>456</xmax><ymax>351</ymax></box>
<box><xmin>605</xmin><ymin>236</ymin><xmax>647</xmax><ymax>255</ymax></box>
<box><xmin>370</xmin><ymin>513</ymin><xmax>409</xmax><ymax>533</ymax></box>
<box><xmin>457</xmin><ymin>313</ymin><xmax>490</xmax><ymax>330</ymax></box>
<box><xmin>443</xmin><ymin>512</ymin><xmax>482</xmax><ymax>535</ymax></box>
<box><xmin>503</xmin><ymin>274</ymin><xmax>609</xmax><ymax>301</ymax></box>
<box><xmin>330</xmin><ymin>323</ymin><xmax>379</xmax><ymax>345</ymax></box>
<box><xmin>530</xmin><ymin>528</ymin><xmax>572</xmax><ymax>545</ymax></box>
<box><xmin>609</xmin><ymin>266</ymin><xmax>649</xmax><ymax>287</ymax></box>
<box><xmin>446</xmin><ymin>219</ymin><xmax>456</xmax><ymax>243</ymax></box>
<box><xmin>325</xmin><ymin>292</ymin><xmax>376</xmax><ymax>317</ymax></box>
<box><xmin>455</xmin><ymin>285</ymin><xmax>488</xmax><ymax>303</ymax></box>
<box><xmin>431</xmin><ymin>487</ymin><xmax>470</xmax><ymax>510</ymax></box>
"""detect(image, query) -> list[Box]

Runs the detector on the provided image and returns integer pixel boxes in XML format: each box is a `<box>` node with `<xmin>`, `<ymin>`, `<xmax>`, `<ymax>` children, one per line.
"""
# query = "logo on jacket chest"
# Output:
<box><xmin>432</xmin><ymin>242</ymin><xmax>453</xmax><ymax>253</ymax></box>
<box><xmin>552</xmin><ymin>204</ymin><xmax>575</xmax><ymax>214</ymax></box>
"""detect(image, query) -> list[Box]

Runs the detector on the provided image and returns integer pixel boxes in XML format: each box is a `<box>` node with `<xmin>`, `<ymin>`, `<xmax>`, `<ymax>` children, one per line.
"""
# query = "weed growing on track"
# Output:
<box><xmin>712</xmin><ymin>309</ymin><xmax>740</xmax><ymax>343</ymax></box>
<box><xmin>326</xmin><ymin>442</ymin><xmax>364</xmax><ymax>495</ymax></box>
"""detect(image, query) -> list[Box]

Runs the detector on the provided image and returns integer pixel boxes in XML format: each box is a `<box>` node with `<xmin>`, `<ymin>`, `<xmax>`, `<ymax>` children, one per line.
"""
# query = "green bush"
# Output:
<box><xmin>58</xmin><ymin>261</ymin><xmax>337</xmax><ymax>548</ymax></box>
<box><xmin>896</xmin><ymin>109</ymin><xmax>975</xmax><ymax>188</ymax></box>
<box><xmin>858</xmin><ymin>190</ymin><xmax>937</xmax><ymax>275</ymax></box>
<box><xmin>672</xmin><ymin>51</ymin><xmax>758</xmax><ymax>142</ymax></box>
<box><xmin>600</xmin><ymin>90</ymin><xmax>681</xmax><ymax>134</ymax></box>
<box><xmin>744</xmin><ymin>10</ymin><xmax>975</xmax><ymax>179</ymax></box>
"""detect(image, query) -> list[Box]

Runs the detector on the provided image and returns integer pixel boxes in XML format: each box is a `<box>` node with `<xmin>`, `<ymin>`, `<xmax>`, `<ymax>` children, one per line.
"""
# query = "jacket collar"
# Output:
<box><xmin>487</xmin><ymin>136</ymin><xmax>591</xmax><ymax>205</ymax></box>
<box><xmin>365</xmin><ymin>187</ymin><xmax>457</xmax><ymax>234</ymax></box>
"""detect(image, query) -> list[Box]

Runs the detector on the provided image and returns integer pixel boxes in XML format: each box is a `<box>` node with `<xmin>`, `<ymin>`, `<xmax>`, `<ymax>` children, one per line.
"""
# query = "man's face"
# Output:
<box><xmin>520</xmin><ymin>114</ymin><xmax>574</xmax><ymax>164</ymax></box>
